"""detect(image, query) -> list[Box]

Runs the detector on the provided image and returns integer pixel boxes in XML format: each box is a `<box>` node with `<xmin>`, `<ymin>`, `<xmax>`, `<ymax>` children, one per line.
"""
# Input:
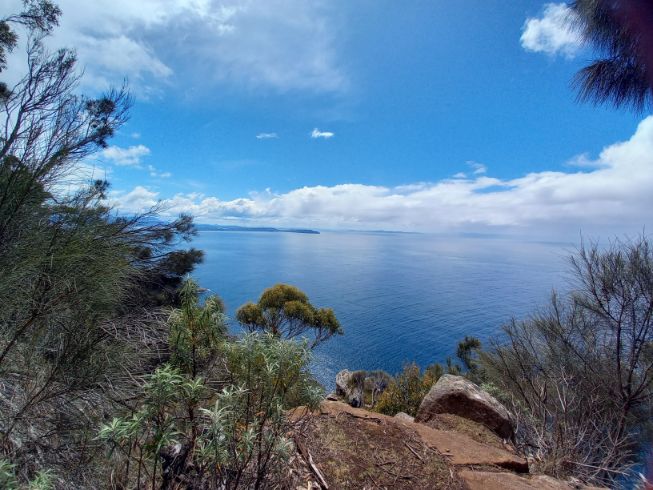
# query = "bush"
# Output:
<box><xmin>374</xmin><ymin>363</ymin><xmax>442</xmax><ymax>416</ymax></box>
<box><xmin>481</xmin><ymin>236</ymin><xmax>653</xmax><ymax>486</ymax></box>
<box><xmin>99</xmin><ymin>326</ymin><xmax>322</xmax><ymax>488</ymax></box>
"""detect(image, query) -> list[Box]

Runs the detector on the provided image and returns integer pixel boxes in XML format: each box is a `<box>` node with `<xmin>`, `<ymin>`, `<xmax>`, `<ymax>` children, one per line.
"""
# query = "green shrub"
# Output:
<box><xmin>374</xmin><ymin>363</ymin><xmax>441</xmax><ymax>416</ymax></box>
<box><xmin>99</xmin><ymin>333</ymin><xmax>322</xmax><ymax>488</ymax></box>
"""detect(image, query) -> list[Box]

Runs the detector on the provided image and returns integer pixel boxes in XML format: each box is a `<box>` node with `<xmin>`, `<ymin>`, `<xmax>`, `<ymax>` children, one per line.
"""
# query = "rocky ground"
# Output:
<box><xmin>284</xmin><ymin>374</ymin><xmax>605</xmax><ymax>489</ymax></box>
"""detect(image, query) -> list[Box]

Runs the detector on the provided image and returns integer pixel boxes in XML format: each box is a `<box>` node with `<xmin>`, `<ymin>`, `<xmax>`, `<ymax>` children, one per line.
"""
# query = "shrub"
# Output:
<box><xmin>481</xmin><ymin>236</ymin><xmax>653</xmax><ymax>486</ymax></box>
<box><xmin>99</xmin><ymin>333</ymin><xmax>322</xmax><ymax>488</ymax></box>
<box><xmin>375</xmin><ymin>363</ymin><xmax>442</xmax><ymax>416</ymax></box>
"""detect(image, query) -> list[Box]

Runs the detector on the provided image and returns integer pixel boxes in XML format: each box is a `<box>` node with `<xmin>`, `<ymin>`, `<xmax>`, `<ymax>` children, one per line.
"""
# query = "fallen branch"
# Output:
<box><xmin>295</xmin><ymin>437</ymin><xmax>329</xmax><ymax>490</ymax></box>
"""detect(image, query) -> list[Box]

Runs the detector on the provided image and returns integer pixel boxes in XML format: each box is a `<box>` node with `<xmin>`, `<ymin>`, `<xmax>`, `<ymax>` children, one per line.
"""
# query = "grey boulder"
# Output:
<box><xmin>415</xmin><ymin>374</ymin><xmax>514</xmax><ymax>439</ymax></box>
<box><xmin>335</xmin><ymin>369</ymin><xmax>363</xmax><ymax>408</ymax></box>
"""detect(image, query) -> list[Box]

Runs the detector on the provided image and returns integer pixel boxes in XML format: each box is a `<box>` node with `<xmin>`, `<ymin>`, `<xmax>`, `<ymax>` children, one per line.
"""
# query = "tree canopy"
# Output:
<box><xmin>571</xmin><ymin>0</ymin><xmax>653</xmax><ymax>111</ymax></box>
<box><xmin>0</xmin><ymin>2</ymin><xmax>203</xmax><ymax>483</ymax></box>
<box><xmin>236</xmin><ymin>284</ymin><xmax>343</xmax><ymax>348</ymax></box>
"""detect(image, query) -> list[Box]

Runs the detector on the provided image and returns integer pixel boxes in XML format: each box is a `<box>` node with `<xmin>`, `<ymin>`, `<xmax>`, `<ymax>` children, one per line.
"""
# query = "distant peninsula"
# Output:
<box><xmin>196</xmin><ymin>224</ymin><xmax>320</xmax><ymax>234</ymax></box>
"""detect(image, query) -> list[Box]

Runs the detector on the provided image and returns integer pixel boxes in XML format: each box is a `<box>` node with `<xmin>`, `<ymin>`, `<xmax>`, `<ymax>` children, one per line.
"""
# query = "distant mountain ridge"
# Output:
<box><xmin>196</xmin><ymin>224</ymin><xmax>319</xmax><ymax>234</ymax></box>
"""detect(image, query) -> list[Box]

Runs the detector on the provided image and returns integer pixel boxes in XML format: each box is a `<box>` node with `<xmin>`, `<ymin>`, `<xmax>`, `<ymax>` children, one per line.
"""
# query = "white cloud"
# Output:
<box><xmin>111</xmin><ymin>117</ymin><xmax>653</xmax><ymax>237</ymax></box>
<box><xmin>102</xmin><ymin>144</ymin><xmax>151</xmax><ymax>167</ymax></box>
<box><xmin>99</xmin><ymin>144</ymin><xmax>170</xmax><ymax>178</ymax></box>
<box><xmin>311</xmin><ymin>128</ymin><xmax>335</xmax><ymax>139</ymax></box>
<box><xmin>521</xmin><ymin>3</ymin><xmax>583</xmax><ymax>57</ymax></box>
<box><xmin>256</xmin><ymin>132</ymin><xmax>278</xmax><ymax>140</ymax></box>
<box><xmin>468</xmin><ymin>161</ymin><xmax>487</xmax><ymax>175</ymax></box>
<box><xmin>2</xmin><ymin>0</ymin><xmax>346</xmax><ymax>96</ymax></box>
<box><xmin>111</xmin><ymin>186</ymin><xmax>159</xmax><ymax>213</ymax></box>
<box><xmin>148</xmin><ymin>165</ymin><xmax>172</xmax><ymax>178</ymax></box>
<box><xmin>51</xmin><ymin>161</ymin><xmax>112</xmax><ymax>196</ymax></box>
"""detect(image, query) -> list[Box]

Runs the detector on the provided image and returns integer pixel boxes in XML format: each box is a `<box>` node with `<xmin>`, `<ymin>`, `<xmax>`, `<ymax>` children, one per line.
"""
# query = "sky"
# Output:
<box><xmin>3</xmin><ymin>0</ymin><xmax>652</xmax><ymax>237</ymax></box>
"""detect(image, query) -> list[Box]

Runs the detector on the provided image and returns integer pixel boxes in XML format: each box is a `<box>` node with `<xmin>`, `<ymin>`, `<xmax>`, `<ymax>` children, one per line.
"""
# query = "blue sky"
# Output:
<box><xmin>4</xmin><ymin>0</ymin><xmax>652</xmax><ymax>236</ymax></box>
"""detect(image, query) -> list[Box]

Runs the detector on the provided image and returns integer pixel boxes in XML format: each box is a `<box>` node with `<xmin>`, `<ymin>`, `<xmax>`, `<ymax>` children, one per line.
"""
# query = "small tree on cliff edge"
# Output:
<box><xmin>236</xmin><ymin>284</ymin><xmax>343</xmax><ymax>348</ymax></box>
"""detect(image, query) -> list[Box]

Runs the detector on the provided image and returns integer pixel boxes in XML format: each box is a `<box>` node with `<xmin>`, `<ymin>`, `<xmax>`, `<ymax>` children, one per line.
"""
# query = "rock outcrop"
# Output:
<box><xmin>287</xmin><ymin>400</ymin><xmax>605</xmax><ymax>489</ymax></box>
<box><xmin>335</xmin><ymin>369</ymin><xmax>363</xmax><ymax>408</ymax></box>
<box><xmin>415</xmin><ymin>374</ymin><xmax>515</xmax><ymax>439</ymax></box>
<box><xmin>459</xmin><ymin>470</ymin><xmax>605</xmax><ymax>490</ymax></box>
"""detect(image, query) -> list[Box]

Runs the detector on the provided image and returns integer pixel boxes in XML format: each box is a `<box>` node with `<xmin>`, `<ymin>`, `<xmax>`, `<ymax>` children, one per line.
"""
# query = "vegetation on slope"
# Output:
<box><xmin>2</xmin><ymin>1</ymin><xmax>653</xmax><ymax>489</ymax></box>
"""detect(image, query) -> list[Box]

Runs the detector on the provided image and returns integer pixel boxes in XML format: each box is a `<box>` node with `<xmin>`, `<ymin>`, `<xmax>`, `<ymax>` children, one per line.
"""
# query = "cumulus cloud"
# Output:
<box><xmin>521</xmin><ymin>3</ymin><xmax>583</xmax><ymax>57</ymax></box>
<box><xmin>2</xmin><ymin>0</ymin><xmax>346</xmax><ymax>96</ymax></box>
<box><xmin>256</xmin><ymin>132</ymin><xmax>279</xmax><ymax>140</ymax></box>
<box><xmin>111</xmin><ymin>186</ymin><xmax>159</xmax><ymax>213</ymax></box>
<box><xmin>311</xmin><ymin>128</ymin><xmax>335</xmax><ymax>139</ymax></box>
<box><xmin>110</xmin><ymin>117</ymin><xmax>653</xmax><ymax>236</ymax></box>
<box><xmin>102</xmin><ymin>144</ymin><xmax>151</xmax><ymax>167</ymax></box>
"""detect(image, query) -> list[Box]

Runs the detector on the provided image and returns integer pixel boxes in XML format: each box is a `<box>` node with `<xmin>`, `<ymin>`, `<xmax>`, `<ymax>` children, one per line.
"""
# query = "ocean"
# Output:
<box><xmin>191</xmin><ymin>230</ymin><xmax>574</xmax><ymax>390</ymax></box>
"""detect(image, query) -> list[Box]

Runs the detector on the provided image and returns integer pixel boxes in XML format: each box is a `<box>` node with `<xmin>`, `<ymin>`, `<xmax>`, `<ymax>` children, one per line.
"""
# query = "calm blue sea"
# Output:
<box><xmin>191</xmin><ymin>231</ymin><xmax>574</xmax><ymax>390</ymax></box>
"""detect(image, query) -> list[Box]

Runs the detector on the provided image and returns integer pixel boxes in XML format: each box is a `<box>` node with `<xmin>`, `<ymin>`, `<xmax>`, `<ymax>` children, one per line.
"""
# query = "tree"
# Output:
<box><xmin>236</xmin><ymin>284</ymin><xmax>343</xmax><ymax>348</ymax></box>
<box><xmin>571</xmin><ymin>0</ymin><xmax>653</xmax><ymax>111</ymax></box>
<box><xmin>456</xmin><ymin>335</ymin><xmax>482</xmax><ymax>373</ymax></box>
<box><xmin>0</xmin><ymin>1</ymin><xmax>61</xmax><ymax>101</ymax></box>
<box><xmin>481</xmin><ymin>235</ymin><xmax>653</xmax><ymax>485</ymax></box>
<box><xmin>0</xmin><ymin>2</ymin><xmax>203</xmax><ymax>484</ymax></box>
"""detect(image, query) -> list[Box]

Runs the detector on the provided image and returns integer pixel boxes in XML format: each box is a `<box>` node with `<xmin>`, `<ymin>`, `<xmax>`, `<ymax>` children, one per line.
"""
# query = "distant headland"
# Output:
<box><xmin>196</xmin><ymin>224</ymin><xmax>320</xmax><ymax>234</ymax></box>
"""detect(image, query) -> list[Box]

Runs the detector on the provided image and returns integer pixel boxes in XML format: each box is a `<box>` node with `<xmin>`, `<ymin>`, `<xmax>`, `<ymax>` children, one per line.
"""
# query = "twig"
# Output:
<box><xmin>404</xmin><ymin>442</ymin><xmax>423</xmax><ymax>461</ymax></box>
<box><xmin>375</xmin><ymin>460</ymin><xmax>395</xmax><ymax>466</ymax></box>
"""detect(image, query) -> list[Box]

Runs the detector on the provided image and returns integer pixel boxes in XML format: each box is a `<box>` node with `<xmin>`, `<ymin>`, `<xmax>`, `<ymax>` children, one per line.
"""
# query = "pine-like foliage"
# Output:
<box><xmin>571</xmin><ymin>0</ymin><xmax>653</xmax><ymax>111</ymax></box>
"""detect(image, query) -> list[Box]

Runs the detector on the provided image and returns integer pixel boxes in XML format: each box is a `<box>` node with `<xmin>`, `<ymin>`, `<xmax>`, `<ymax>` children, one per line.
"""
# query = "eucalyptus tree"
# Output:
<box><xmin>236</xmin><ymin>284</ymin><xmax>343</xmax><ymax>348</ymax></box>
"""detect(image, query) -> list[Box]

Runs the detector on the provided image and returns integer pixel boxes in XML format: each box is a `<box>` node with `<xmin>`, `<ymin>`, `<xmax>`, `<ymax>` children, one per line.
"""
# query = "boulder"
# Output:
<box><xmin>394</xmin><ymin>412</ymin><xmax>415</xmax><ymax>423</ymax></box>
<box><xmin>415</xmin><ymin>374</ymin><xmax>514</xmax><ymax>439</ymax></box>
<box><xmin>335</xmin><ymin>369</ymin><xmax>363</xmax><ymax>408</ymax></box>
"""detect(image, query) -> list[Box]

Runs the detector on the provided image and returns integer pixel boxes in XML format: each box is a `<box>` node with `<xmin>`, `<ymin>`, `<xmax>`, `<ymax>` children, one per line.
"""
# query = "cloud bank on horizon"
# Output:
<box><xmin>5</xmin><ymin>0</ymin><xmax>648</xmax><ymax>239</ymax></box>
<box><xmin>110</xmin><ymin>116</ymin><xmax>653</xmax><ymax>236</ymax></box>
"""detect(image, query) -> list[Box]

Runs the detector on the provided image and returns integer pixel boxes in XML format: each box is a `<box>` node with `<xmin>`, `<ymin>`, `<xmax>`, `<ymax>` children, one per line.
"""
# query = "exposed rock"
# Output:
<box><xmin>415</xmin><ymin>374</ymin><xmax>515</xmax><ymax>439</ymax></box>
<box><xmin>409</xmin><ymin>418</ymin><xmax>528</xmax><ymax>473</ymax></box>
<box><xmin>394</xmin><ymin>412</ymin><xmax>415</xmax><ymax>423</ymax></box>
<box><xmin>288</xmin><ymin>400</ymin><xmax>609</xmax><ymax>489</ymax></box>
<box><xmin>459</xmin><ymin>470</ymin><xmax>605</xmax><ymax>490</ymax></box>
<box><xmin>325</xmin><ymin>392</ymin><xmax>339</xmax><ymax>401</ymax></box>
<box><xmin>295</xmin><ymin>400</ymin><xmax>465</xmax><ymax>489</ymax></box>
<box><xmin>319</xmin><ymin>401</ymin><xmax>528</xmax><ymax>473</ymax></box>
<box><xmin>422</xmin><ymin>412</ymin><xmax>506</xmax><ymax>449</ymax></box>
<box><xmin>335</xmin><ymin>369</ymin><xmax>363</xmax><ymax>408</ymax></box>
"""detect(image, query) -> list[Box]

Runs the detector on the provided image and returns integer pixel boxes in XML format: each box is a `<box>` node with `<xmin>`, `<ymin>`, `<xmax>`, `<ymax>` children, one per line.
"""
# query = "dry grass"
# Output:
<box><xmin>294</xmin><ymin>409</ymin><xmax>464</xmax><ymax>489</ymax></box>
